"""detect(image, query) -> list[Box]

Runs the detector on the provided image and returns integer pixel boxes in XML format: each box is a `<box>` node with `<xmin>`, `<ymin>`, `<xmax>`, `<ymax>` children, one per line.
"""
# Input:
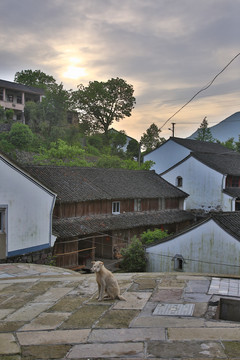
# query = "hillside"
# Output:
<box><xmin>188</xmin><ymin>112</ymin><xmax>240</xmax><ymax>142</ymax></box>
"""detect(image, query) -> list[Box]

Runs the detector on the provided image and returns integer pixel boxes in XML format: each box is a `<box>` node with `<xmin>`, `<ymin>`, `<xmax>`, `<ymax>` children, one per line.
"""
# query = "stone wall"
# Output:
<box><xmin>0</xmin><ymin>247</ymin><xmax>56</xmax><ymax>266</ymax></box>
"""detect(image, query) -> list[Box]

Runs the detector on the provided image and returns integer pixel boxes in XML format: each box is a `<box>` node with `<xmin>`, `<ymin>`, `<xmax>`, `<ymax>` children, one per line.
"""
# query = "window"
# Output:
<box><xmin>7</xmin><ymin>94</ymin><xmax>13</xmax><ymax>102</ymax></box>
<box><xmin>226</xmin><ymin>176</ymin><xmax>240</xmax><ymax>187</ymax></box>
<box><xmin>134</xmin><ymin>199</ymin><xmax>141</xmax><ymax>211</ymax></box>
<box><xmin>176</xmin><ymin>176</ymin><xmax>183</xmax><ymax>187</ymax></box>
<box><xmin>172</xmin><ymin>254</ymin><xmax>185</xmax><ymax>271</ymax></box>
<box><xmin>0</xmin><ymin>210</ymin><xmax>5</xmax><ymax>233</ymax></box>
<box><xmin>17</xmin><ymin>95</ymin><xmax>22</xmax><ymax>104</ymax></box>
<box><xmin>112</xmin><ymin>201</ymin><xmax>120</xmax><ymax>214</ymax></box>
<box><xmin>0</xmin><ymin>88</ymin><xmax>3</xmax><ymax>101</ymax></box>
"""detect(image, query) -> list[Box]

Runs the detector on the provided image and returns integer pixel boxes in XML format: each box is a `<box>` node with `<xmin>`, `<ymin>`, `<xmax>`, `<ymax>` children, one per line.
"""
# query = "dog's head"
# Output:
<box><xmin>91</xmin><ymin>261</ymin><xmax>104</xmax><ymax>273</ymax></box>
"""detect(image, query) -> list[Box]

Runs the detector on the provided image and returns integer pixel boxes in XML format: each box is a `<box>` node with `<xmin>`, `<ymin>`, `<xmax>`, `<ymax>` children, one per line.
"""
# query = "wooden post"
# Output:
<box><xmin>92</xmin><ymin>237</ymin><xmax>95</xmax><ymax>261</ymax></box>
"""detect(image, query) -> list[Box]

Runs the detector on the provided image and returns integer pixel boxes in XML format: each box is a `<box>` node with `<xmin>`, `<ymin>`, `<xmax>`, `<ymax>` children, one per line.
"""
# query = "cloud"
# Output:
<box><xmin>0</xmin><ymin>0</ymin><xmax>240</xmax><ymax>139</ymax></box>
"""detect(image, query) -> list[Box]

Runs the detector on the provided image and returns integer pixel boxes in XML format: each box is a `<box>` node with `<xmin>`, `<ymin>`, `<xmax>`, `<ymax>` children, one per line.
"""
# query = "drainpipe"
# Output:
<box><xmin>222</xmin><ymin>174</ymin><xmax>227</xmax><ymax>191</ymax></box>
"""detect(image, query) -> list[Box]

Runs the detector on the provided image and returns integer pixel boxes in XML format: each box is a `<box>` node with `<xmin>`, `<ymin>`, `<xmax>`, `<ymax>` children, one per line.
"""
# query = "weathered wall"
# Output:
<box><xmin>0</xmin><ymin>157</ymin><xmax>56</xmax><ymax>258</ymax></box>
<box><xmin>162</xmin><ymin>156</ymin><xmax>233</xmax><ymax>212</ymax></box>
<box><xmin>144</xmin><ymin>140</ymin><xmax>190</xmax><ymax>174</ymax></box>
<box><xmin>146</xmin><ymin>219</ymin><xmax>240</xmax><ymax>276</ymax></box>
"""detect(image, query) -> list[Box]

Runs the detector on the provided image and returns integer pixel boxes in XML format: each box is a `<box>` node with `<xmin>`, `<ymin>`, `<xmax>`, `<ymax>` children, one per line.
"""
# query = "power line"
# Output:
<box><xmin>160</xmin><ymin>52</ymin><xmax>240</xmax><ymax>131</ymax></box>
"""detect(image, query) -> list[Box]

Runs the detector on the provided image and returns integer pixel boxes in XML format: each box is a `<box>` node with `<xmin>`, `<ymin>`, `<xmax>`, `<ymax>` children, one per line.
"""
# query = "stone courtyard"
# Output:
<box><xmin>0</xmin><ymin>263</ymin><xmax>240</xmax><ymax>359</ymax></box>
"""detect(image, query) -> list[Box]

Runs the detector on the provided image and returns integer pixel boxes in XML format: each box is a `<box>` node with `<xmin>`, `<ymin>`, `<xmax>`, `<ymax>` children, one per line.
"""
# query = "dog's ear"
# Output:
<box><xmin>99</xmin><ymin>261</ymin><xmax>104</xmax><ymax>265</ymax></box>
<box><xmin>91</xmin><ymin>261</ymin><xmax>95</xmax><ymax>264</ymax></box>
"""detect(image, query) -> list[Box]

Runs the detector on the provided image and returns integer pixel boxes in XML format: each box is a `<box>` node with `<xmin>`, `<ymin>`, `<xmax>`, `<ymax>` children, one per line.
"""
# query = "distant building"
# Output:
<box><xmin>0</xmin><ymin>79</ymin><xmax>44</xmax><ymax>123</ymax></box>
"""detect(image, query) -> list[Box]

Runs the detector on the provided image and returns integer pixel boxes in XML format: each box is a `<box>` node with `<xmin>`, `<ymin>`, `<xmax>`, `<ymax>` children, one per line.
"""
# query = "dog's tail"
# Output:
<box><xmin>117</xmin><ymin>294</ymin><xmax>126</xmax><ymax>301</ymax></box>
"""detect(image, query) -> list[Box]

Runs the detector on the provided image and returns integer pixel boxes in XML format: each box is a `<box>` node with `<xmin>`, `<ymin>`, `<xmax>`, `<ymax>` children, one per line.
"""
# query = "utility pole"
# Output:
<box><xmin>168</xmin><ymin>122</ymin><xmax>176</xmax><ymax>137</ymax></box>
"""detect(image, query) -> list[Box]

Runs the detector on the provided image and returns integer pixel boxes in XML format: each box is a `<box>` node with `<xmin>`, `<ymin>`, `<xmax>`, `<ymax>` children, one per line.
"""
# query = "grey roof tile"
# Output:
<box><xmin>53</xmin><ymin>209</ymin><xmax>194</xmax><ymax>238</ymax></box>
<box><xmin>25</xmin><ymin>166</ymin><xmax>188</xmax><ymax>203</ymax></box>
<box><xmin>192</xmin><ymin>152</ymin><xmax>240</xmax><ymax>175</ymax></box>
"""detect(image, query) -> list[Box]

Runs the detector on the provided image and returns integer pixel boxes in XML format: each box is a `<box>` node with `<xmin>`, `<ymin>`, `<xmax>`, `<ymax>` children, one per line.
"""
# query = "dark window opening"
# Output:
<box><xmin>176</xmin><ymin>176</ymin><xmax>183</xmax><ymax>187</ymax></box>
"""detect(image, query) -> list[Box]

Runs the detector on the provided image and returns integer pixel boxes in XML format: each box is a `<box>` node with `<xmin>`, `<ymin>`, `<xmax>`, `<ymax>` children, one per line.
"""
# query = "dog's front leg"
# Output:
<box><xmin>98</xmin><ymin>280</ymin><xmax>106</xmax><ymax>301</ymax></box>
<box><xmin>96</xmin><ymin>283</ymin><xmax>101</xmax><ymax>300</ymax></box>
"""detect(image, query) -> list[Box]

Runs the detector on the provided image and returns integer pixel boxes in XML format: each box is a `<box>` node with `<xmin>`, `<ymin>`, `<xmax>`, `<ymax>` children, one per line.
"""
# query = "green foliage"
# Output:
<box><xmin>14</xmin><ymin>69</ymin><xmax>56</xmax><ymax>90</ymax></box>
<box><xmin>34</xmin><ymin>139</ymin><xmax>91</xmax><ymax>166</ymax></box>
<box><xmin>120</xmin><ymin>236</ymin><xmax>147</xmax><ymax>272</ymax></box>
<box><xmin>96</xmin><ymin>155</ymin><xmax>124</xmax><ymax>168</ymax></box>
<box><xmin>72</xmin><ymin>77</ymin><xmax>136</xmax><ymax>134</ymax></box>
<box><xmin>0</xmin><ymin>107</ymin><xmax>14</xmax><ymax>124</ymax></box>
<box><xmin>140</xmin><ymin>123</ymin><xmax>165</xmax><ymax>152</ymax></box>
<box><xmin>126</xmin><ymin>138</ymin><xmax>139</xmax><ymax>159</ymax></box>
<box><xmin>140</xmin><ymin>228</ymin><xmax>169</xmax><ymax>245</ymax></box>
<box><xmin>8</xmin><ymin>123</ymin><xmax>33</xmax><ymax>149</ymax></box>
<box><xmin>0</xmin><ymin>133</ymin><xmax>15</xmax><ymax>153</ymax></box>
<box><xmin>217</xmin><ymin>137</ymin><xmax>237</xmax><ymax>151</ymax></box>
<box><xmin>140</xmin><ymin>160</ymin><xmax>155</xmax><ymax>170</ymax></box>
<box><xmin>194</xmin><ymin>117</ymin><xmax>215</xmax><ymax>142</ymax></box>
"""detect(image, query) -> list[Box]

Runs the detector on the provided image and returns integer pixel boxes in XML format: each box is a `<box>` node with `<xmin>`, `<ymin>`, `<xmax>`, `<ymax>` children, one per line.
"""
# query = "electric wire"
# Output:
<box><xmin>160</xmin><ymin>52</ymin><xmax>240</xmax><ymax>131</ymax></box>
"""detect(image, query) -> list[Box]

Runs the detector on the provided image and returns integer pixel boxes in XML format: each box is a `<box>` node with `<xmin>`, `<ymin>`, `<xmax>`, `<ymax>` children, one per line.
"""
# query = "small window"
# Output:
<box><xmin>176</xmin><ymin>176</ymin><xmax>183</xmax><ymax>187</ymax></box>
<box><xmin>17</xmin><ymin>95</ymin><xmax>22</xmax><ymax>104</ymax></box>
<box><xmin>134</xmin><ymin>199</ymin><xmax>141</xmax><ymax>211</ymax></box>
<box><xmin>172</xmin><ymin>254</ymin><xmax>185</xmax><ymax>271</ymax></box>
<box><xmin>0</xmin><ymin>88</ymin><xmax>3</xmax><ymax>101</ymax></box>
<box><xmin>112</xmin><ymin>201</ymin><xmax>120</xmax><ymax>214</ymax></box>
<box><xmin>0</xmin><ymin>210</ymin><xmax>5</xmax><ymax>233</ymax></box>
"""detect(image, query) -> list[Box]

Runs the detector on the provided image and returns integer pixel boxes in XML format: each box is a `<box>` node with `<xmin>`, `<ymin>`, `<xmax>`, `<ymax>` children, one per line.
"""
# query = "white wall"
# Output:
<box><xmin>143</xmin><ymin>139</ymin><xmax>190</xmax><ymax>174</ymax></box>
<box><xmin>0</xmin><ymin>157</ymin><xmax>55</xmax><ymax>257</ymax></box>
<box><xmin>162</xmin><ymin>156</ymin><xmax>233</xmax><ymax>211</ymax></box>
<box><xmin>146</xmin><ymin>219</ymin><xmax>240</xmax><ymax>275</ymax></box>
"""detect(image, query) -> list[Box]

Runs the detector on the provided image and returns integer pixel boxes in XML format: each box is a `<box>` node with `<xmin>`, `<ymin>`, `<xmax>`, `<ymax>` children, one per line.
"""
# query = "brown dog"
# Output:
<box><xmin>91</xmin><ymin>261</ymin><xmax>126</xmax><ymax>301</ymax></box>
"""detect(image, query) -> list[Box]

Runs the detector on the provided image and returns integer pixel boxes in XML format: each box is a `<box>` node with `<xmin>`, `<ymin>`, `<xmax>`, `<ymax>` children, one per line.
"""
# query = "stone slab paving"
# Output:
<box><xmin>0</xmin><ymin>264</ymin><xmax>240</xmax><ymax>359</ymax></box>
<box><xmin>17</xmin><ymin>329</ymin><xmax>90</xmax><ymax>345</ymax></box>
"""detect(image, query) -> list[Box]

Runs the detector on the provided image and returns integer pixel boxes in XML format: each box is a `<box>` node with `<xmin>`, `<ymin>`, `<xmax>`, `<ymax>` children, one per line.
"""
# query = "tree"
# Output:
<box><xmin>14</xmin><ymin>69</ymin><xmax>56</xmax><ymax>90</ymax></box>
<box><xmin>120</xmin><ymin>236</ymin><xmax>147</xmax><ymax>272</ymax></box>
<box><xmin>8</xmin><ymin>123</ymin><xmax>33</xmax><ymax>149</ymax></box>
<box><xmin>126</xmin><ymin>138</ymin><xmax>140</xmax><ymax>159</ymax></box>
<box><xmin>72</xmin><ymin>78</ymin><xmax>136</xmax><ymax>135</ymax></box>
<box><xmin>140</xmin><ymin>123</ymin><xmax>165</xmax><ymax>152</ymax></box>
<box><xmin>194</xmin><ymin>117</ymin><xmax>214</xmax><ymax>142</ymax></box>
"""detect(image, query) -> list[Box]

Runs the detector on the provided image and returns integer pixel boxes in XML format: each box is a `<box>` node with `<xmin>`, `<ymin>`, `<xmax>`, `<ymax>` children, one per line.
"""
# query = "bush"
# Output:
<box><xmin>140</xmin><ymin>228</ymin><xmax>169</xmax><ymax>245</ymax></box>
<box><xmin>8</xmin><ymin>123</ymin><xmax>33</xmax><ymax>149</ymax></box>
<box><xmin>120</xmin><ymin>236</ymin><xmax>147</xmax><ymax>272</ymax></box>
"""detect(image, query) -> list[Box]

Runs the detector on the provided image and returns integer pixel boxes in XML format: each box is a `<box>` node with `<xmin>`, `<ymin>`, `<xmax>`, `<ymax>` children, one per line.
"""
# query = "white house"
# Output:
<box><xmin>146</xmin><ymin>212</ymin><xmax>240</xmax><ymax>276</ymax></box>
<box><xmin>0</xmin><ymin>153</ymin><xmax>56</xmax><ymax>259</ymax></box>
<box><xmin>143</xmin><ymin>137</ymin><xmax>233</xmax><ymax>174</ymax></box>
<box><xmin>161</xmin><ymin>151</ymin><xmax>240</xmax><ymax>212</ymax></box>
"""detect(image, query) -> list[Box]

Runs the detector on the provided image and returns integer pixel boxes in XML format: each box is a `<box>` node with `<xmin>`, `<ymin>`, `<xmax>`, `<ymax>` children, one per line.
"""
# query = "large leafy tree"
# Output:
<box><xmin>194</xmin><ymin>117</ymin><xmax>214</xmax><ymax>142</ymax></box>
<box><xmin>14</xmin><ymin>69</ymin><xmax>56</xmax><ymax>90</ymax></box>
<box><xmin>72</xmin><ymin>77</ymin><xmax>136</xmax><ymax>135</ymax></box>
<box><xmin>140</xmin><ymin>123</ymin><xmax>165</xmax><ymax>153</ymax></box>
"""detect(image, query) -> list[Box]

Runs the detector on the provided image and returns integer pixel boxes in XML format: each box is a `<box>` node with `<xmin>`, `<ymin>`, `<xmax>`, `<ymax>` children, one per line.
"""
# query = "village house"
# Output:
<box><xmin>0</xmin><ymin>152</ymin><xmax>56</xmax><ymax>260</ymax></box>
<box><xmin>143</xmin><ymin>137</ymin><xmax>234</xmax><ymax>174</ymax></box>
<box><xmin>161</xmin><ymin>151</ymin><xmax>240</xmax><ymax>212</ymax></box>
<box><xmin>146</xmin><ymin>211</ymin><xmax>240</xmax><ymax>276</ymax></box>
<box><xmin>0</xmin><ymin>79</ymin><xmax>44</xmax><ymax>123</ymax></box>
<box><xmin>25</xmin><ymin>166</ymin><xmax>194</xmax><ymax>269</ymax></box>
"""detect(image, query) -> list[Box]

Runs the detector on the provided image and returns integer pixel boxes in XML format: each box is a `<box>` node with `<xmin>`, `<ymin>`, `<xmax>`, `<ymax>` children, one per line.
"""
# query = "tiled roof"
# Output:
<box><xmin>211</xmin><ymin>212</ymin><xmax>240</xmax><ymax>239</ymax></box>
<box><xmin>25</xmin><ymin>166</ymin><xmax>188</xmax><ymax>203</ymax></box>
<box><xmin>192</xmin><ymin>152</ymin><xmax>240</xmax><ymax>175</ymax></box>
<box><xmin>224</xmin><ymin>187</ymin><xmax>240</xmax><ymax>197</ymax></box>
<box><xmin>53</xmin><ymin>209</ymin><xmax>194</xmax><ymax>238</ymax></box>
<box><xmin>0</xmin><ymin>79</ymin><xmax>44</xmax><ymax>95</ymax></box>
<box><xmin>172</xmin><ymin>137</ymin><xmax>234</xmax><ymax>154</ymax></box>
<box><xmin>146</xmin><ymin>212</ymin><xmax>240</xmax><ymax>247</ymax></box>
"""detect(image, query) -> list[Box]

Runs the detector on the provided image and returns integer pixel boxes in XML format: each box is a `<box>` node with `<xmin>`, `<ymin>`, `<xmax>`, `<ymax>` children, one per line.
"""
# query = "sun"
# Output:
<box><xmin>63</xmin><ymin>65</ymin><xmax>87</xmax><ymax>80</ymax></box>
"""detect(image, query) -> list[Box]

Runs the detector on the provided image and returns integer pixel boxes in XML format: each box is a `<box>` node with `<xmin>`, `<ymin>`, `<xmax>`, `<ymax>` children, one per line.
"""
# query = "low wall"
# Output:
<box><xmin>0</xmin><ymin>247</ymin><xmax>55</xmax><ymax>266</ymax></box>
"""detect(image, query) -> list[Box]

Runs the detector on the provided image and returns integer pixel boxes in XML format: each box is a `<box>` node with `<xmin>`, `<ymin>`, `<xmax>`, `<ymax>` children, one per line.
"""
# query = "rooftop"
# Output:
<box><xmin>0</xmin><ymin>79</ymin><xmax>44</xmax><ymax>95</ymax></box>
<box><xmin>0</xmin><ymin>263</ymin><xmax>240</xmax><ymax>359</ymax></box>
<box><xmin>25</xmin><ymin>166</ymin><xmax>188</xmax><ymax>202</ymax></box>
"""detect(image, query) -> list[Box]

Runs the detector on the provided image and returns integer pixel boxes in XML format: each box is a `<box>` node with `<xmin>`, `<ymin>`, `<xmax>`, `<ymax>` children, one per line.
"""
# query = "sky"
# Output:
<box><xmin>1</xmin><ymin>0</ymin><xmax>240</xmax><ymax>141</ymax></box>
